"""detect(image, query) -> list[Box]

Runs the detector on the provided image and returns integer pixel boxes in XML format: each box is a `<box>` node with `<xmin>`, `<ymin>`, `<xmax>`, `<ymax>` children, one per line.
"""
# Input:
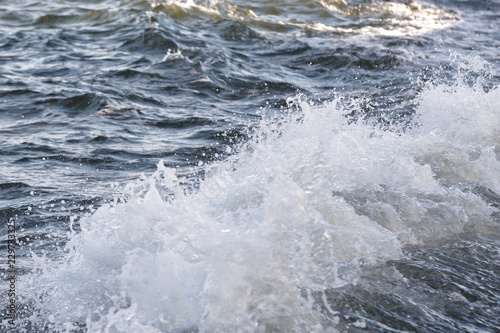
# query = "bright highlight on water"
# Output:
<box><xmin>0</xmin><ymin>0</ymin><xmax>499</xmax><ymax>332</ymax></box>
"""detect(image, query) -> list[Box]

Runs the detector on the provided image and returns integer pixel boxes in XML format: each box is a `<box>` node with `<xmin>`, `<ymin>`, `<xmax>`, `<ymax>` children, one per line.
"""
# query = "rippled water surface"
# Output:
<box><xmin>0</xmin><ymin>0</ymin><xmax>499</xmax><ymax>332</ymax></box>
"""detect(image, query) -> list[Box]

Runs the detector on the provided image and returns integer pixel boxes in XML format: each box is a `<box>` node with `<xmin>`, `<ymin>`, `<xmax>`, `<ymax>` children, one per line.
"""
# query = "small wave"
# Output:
<box><xmin>151</xmin><ymin>0</ymin><xmax>459</xmax><ymax>37</ymax></box>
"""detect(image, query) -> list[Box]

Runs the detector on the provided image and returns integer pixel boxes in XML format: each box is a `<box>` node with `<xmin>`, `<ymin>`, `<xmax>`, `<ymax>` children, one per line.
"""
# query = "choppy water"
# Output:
<box><xmin>0</xmin><ymin>0</ymin><xmax>499</xmax><ymax>332</ymax></box>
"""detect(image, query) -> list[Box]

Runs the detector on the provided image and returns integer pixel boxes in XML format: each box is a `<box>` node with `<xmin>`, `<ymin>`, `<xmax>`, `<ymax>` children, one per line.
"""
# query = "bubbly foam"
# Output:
<box><xmin>21</xmin><ymin>58</ymin><xmax>499</xmax><ymax>332</ymax></box>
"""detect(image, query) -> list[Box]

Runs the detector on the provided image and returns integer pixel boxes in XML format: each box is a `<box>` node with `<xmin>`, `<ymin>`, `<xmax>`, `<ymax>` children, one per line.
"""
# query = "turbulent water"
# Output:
<box><xmin>0</xmin><ymin>0</ymin><xmax>499</xmax><ymax>332</ymax></box>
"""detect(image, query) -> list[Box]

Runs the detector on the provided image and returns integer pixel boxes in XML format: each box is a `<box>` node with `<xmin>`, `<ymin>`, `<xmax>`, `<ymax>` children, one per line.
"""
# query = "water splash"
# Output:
<box><xmin>17</xmin><ymin>57</ymin><xmax>500</xmax><ymax>332</ymax></box>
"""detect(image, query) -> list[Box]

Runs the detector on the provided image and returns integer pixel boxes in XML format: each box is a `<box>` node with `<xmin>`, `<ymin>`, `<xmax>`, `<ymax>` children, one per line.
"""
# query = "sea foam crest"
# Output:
<box><xmin>23</xmin><ymin>59</ymin><xmax>499</xmax><ymax>332</ymax></box>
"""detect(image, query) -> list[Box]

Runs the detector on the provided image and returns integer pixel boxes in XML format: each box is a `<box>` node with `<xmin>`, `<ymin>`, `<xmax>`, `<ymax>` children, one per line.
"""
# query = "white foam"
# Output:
<box><xmin>23</xmin><ymin>58</ymin><xmax>499</xmax><ymax>332</ymax></box>
<box><xmin>161</xmin><ymin>49</ymin><xmax>185</xmax><ymax>62</ymax></box>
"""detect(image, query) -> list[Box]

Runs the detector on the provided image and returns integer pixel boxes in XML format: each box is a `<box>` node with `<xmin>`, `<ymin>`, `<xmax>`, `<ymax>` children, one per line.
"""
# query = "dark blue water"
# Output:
<box><xmin>1</xmin><ymin>0</ymin><xmax>499</xmax><ymax>332</ymax></box>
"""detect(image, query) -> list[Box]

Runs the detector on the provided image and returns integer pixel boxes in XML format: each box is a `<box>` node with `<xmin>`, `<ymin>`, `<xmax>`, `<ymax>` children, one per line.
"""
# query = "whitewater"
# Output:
<box><xmin>0</xmin><ymin>0</ymin><xmax>499</xmax><ymax>332</ymax></box>
<box><xmin>16</xmin><ymin>66</ymin><xmax>499</xmax><ymax>332</ymax></box>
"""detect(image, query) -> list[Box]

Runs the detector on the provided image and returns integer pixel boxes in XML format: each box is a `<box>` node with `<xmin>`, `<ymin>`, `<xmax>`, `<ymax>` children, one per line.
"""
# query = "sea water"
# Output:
<box><xmin>0</xmin><ymin>0</ymin><xmax>499</xmax><ymax>332</ymax></box>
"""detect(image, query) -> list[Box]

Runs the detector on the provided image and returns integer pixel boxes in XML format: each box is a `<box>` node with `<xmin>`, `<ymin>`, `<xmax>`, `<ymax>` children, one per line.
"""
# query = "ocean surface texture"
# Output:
<box><xmin>1</xmin><ymin>0</ymin><xmax>499</xmax><ymax>332</ymax></box>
